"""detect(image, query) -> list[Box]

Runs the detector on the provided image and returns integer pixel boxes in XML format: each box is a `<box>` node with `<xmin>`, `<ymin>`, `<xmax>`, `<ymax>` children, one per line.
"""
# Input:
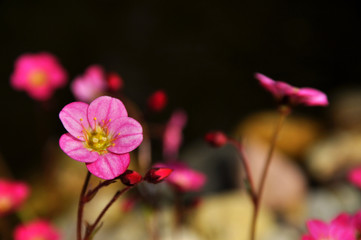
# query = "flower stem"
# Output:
<box><xmin>83</xmin><ymin>186</ymin><xmax>132</xmax><ymax>240</ymax></box>
<box><xmin>228</xmin><ymin>139</ymin><xmax>257</xmax><ymax>204</ymax></box>
<box><xmin>250</xmin><ymin>109</ymin><xmax>288</xmax><ymax>240</ymax></box>
<box><xmin>77</xmin><ymin>171</ymin><xmax>91</xmax><ymax>240</ymax></box>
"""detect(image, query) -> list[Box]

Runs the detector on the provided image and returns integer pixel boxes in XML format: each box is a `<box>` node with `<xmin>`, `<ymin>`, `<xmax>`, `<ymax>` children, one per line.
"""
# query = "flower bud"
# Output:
<box><xmin>107</xmin><ymin>72</ymin><xmax>123</xmax><ymax>91</ymax></box>
<box><xmin>119</xmin><ymin>170</ymin><xmax>142</xmax><ymax>186</ymax></box>
<box><xmin>204</xmin><ymin>131</ymin><xmax>228</xmax><ymax>147</ymax></box>
<box><xmin>144</xmin><ymin>168</ymin><xmax>173</xmax><ymax>184</ymax></box>
<box><xmin>147</xmin><ymin>90</ymin><xmax>167</xmax><ymax>112</ymax></box>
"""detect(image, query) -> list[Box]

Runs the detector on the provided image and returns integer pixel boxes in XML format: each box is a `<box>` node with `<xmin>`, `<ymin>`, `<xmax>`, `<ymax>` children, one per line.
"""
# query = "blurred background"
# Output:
<box><xmin>1</xmin><ymin>1</ymin><xmax>361</xmax><ymax>239</ymax></box>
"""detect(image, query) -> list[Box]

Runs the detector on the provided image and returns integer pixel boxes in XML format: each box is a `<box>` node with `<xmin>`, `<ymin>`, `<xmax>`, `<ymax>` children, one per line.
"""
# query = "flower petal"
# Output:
<box><xmin>59</xmin><ymin>134</ymin><xmax>98</xmax><ymax>163</ymax></box>
<box><xmin>86</xmin><ymin>153</ymin><xmax>130</xmax><ymax>180</ymax></box>
<box><xmin>306</xmin><ymin>219</ymin><xmax>329</xmax><ymax>239</ymax></box>
<box><xmin>88</xmin><ymin>96</ymin><xmax>128</xmax><ymax>129</ymax></box>
<box><xmin>59</xmin><ymin>102</ymin><xmax>89</xmax><ymax>140</ymax></box>
<box><xmin>107</xmin><ymin>117</ymin><xmax>143</xmax><ymax>154</ymax></box>
<box><xmin>293</xmin><ymin>88</ymin><xmax>329</xmax><ymax>106</ymax></box>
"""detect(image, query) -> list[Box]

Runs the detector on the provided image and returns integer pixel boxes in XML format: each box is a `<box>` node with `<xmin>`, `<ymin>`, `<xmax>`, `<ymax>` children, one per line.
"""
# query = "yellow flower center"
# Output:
<box><xmin>0</xmin><ymin>197</ymin><xmax>12</xmax><ymax>213</ymax></box>
<box><xmin>29</xmin><ymin>70</ymin><xmax>48</xmax><ymax>87</ymax></box>
<box><xmin>82</xmin><ymin>118</ymin><xmax>115</xmax><ymax>155</ymax></box>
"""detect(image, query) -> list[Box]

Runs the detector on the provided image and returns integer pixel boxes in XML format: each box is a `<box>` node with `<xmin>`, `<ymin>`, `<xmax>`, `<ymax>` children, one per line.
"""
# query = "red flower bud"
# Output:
<box><xmin>107</xmin><ymin>72</ymin><xmax>123</xmax><ymax>91</ymax></box>
<box><xmin>147</xmin><ymin>90</ymin><xmax>167</xmax><ymax>112</ymax></box>
<box><xmin>144</xmin><ymin>168</ymin><xmax>173</xmax><ymax>184</ymax></box>
<box><xmin>204</xmin><ymin>131</ymin><xmax>228</xmax><ymax>147</ymax></box>
<box><xmin>119</xmin><ymin>170</ymin><xmax>142</xmax><ymax>186</ymax></box>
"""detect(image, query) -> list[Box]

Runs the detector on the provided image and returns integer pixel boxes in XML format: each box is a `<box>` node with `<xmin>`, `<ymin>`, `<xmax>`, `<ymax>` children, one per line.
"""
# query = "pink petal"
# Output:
<box><xmin>87</xmin><ymin>96</ymin><xmax>128</xmax><ymax>129</ymax></box>
<box><xmin>59</xmin><ymin>134</ymin><xmax>98</xmax><ymax>163</ymax></box>
<box><xmin>301</xmin><ymin>235</ymin><xmax>314</xmax><ymax>240</ymax></box>
<box><xmin>294</xmin><ymin>88</ymin><xmax>329</xmax><ymax>106</ymax></box>
<box><xmin>59</xmin><ymin>102</ymin><xmax>89</xmax><ymax>140</ymax></box>
<box><xmin>347</xmin><ymin>167</ymin><xmax>361</xmax><ymax>188</ymax></box>
<box><xmin>306</xmin><ymin>220</ymin><xmax>329</xmax><ymax>238</ymax></box>
<box><xmin>86</xmin><ymin>153</ymin><xmax>130</xmax><ymax>180</ymax></box>
<box><xmin>107</xmin><ymin>117</ymin><xmax>143</xmax><ymax>154</ymax></box>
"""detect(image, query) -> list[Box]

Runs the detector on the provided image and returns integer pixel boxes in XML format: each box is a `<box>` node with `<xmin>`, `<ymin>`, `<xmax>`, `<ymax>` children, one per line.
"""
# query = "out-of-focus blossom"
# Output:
<box><xmin>121</xmin><ymin>196</ymin><xmax>138</xmax><ymax>212</ymax></box>
<box><xmin>119</xmin><ymin>170</ymin><xmax>142</xmax><ymax>186</ymax></box>
<box><xmin>255</xmin><ymin>73</ymin><xmax>328</xmax><ymax>107</ymax></box>
<box><xmin>107</xmin><ymin>72</ymin><xmax>123</xmax><ymax>92</ymax></box>
<box><xmin>163</xmin><ymin>110</ymin><xmax>187</xmax><ymax>159</ymax></box>
<box><xmin>144</xmin><ymin>167</ymin><xmax>173</xmax><ymax>184</ymax></box>
<box><xmin>348</xmin><ymin>167</ymin><xmax>361</xmax><ymax>189</ymax></box>
<box><xmin>59</xmin><ymin>96</ymin><xmax>143</xmax><ymax>180</ymax></box>
<box><xmin>302</xmin><ymin>214</ymin><xmax>356</xmax><ymax>240</ymax></box>
<box><xmin>204</xmin><ymin>131</ymin><xmax>228</xmax><ymax>147</ymax></box>
<box><xmin>71</xmin><ymin>65</ymin><xmax>107</xmax><ymax>103</ymax></box>
<box><xmin>0</xmin><ymin>179</ymin><xmax>29</xmax><ymax>216</ymax></box>
<box><xmin>147</xmin><ymin>90</ymin><xmax>168</xmax><ymax>112</ymax></box>
<box><xmin>11</xmin><ymin>52</ymin><xmax>67</xmax><ymax>101</ymax></box>
<box><xmin>14</xmin><ymin>220</ymin><xmax>60</xmax><ymax>240</ymax></box>
<box><xmin>157</xmin><ymin>162</ymin><xmax>206</xmax><ymax>192</ymax></box>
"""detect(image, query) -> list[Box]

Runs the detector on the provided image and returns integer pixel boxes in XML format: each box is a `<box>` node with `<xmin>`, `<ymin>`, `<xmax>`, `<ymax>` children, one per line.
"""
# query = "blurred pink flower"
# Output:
<box><xmin>157</xmin><ymin>162</ymin><xmax>206</xmax><ymax>192</ymax></box>
<box><xmin>348</xmin><ymin>167</ymin><xmax>361</xmax><ymax>188</ymax></box>
<box><xmin>14</xmin><ymin>220</ymin><xmax>60</xmax><ymax>240</ymax></box>
<box><xmin>302</xmin><ymin>214</ymin><xmax>356</xmax><ymax>240</ymax></box>
<box><xmin>204</xmin><ymin>131</ymin><xmax>228</xmax><ymax>147</ymax></box>
<box><xmin>163</xmin><ymin>110</ymin><xmax>187</xmax><ymax>159</ymax></box>
<box><xmin>255</xmin><ymin>73</ymin><xmax>328</xmax><ymax>107</ymax></box>
<box><xmin>59</xmin><ymin>96</ymin><xmax>143</xmax><ymax>180</ymax></box>
<box><xmin>11</xmin><ymin>52</ymin><xmax>67</xmax><ymax>101</ymax></box>
<box><xmin>0</xmin><ymin>179</ymin><xmax>29</xmax><ymax>216</ymax></box>
<box><xmin>71</xmin><ymin>65</ymin><xmax>107</xmax><ymax>103</ymax></box>
<box><xmin>147</xmin><ymin>90</ymin><xmax>168</xmax><ymax>112</ymax></box>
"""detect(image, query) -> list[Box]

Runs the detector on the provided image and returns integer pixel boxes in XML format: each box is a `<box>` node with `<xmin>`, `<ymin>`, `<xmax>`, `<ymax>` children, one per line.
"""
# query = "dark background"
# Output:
<box><xmin>0</xmin><ymin>0</ymin><xmax>360</xmax><ymax>175</ymax></box>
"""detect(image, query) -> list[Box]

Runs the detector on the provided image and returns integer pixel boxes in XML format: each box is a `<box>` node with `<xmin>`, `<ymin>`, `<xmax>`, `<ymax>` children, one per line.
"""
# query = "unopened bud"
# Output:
<box><xmin>204</xmin><ymin>131</ymin><xmax>228</xmax><ymax>147</ymax></box>
<box><xmin>147</xmin><ymin>90</ymin><xmax>167</xmax><ymax>112</ymax></box>
<box><xmin>144</xmin><ymin>168</ymin><xmax>173</xmax><ymax>184</ymax></box>
<box><xmin>107</xmin><ymin>73</ymin><xmax>123</xmax><ymax>91</ymax></box>
<box><xmin>119</xmin><ymin>170</ymin><xmax>142</xmax><ymax>186</ymax></box>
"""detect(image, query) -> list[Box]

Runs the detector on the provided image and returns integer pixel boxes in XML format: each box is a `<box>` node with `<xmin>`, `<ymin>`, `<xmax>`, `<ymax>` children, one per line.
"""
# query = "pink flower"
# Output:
<box><xmin>14</xmin><ymin>220</ymin><xmax>60</xmax><ymax>240</ymax></box>
<box><xmin>302</xmin><ymin>214</ymin><xmax>356</xmax><ymax>240</ymax></box>
<box><xmin>59</xmin><ymin>96</ymin><xmax>143</xmax><ymax>180</ymax></box>
<box><xmin>255</xmin><ymin>73</ymin><xmax>328</xmax><ymax>107</ymax></box>
<box><xmin>348</xmin><ymin>167</ymin><xmax>361</xmax><ymax>188</ymax></box>
<box><xmin>157</xmin><ymin>162</ymin><xmax>206</xmax><ymax>192</ymax></box>
<box><xmin>147</xmin><ymin>90</ymin><xmax>168</xmax><ymax>112</ymax></box>
<box><xmin>71</xmin><ymin>65</ymin><xmax>108</xmax><ymax>103</ymax></box>
<box><xmin>0</xmin><ymin>179</ymin><xmax>29</xmax><ymax>216</ymax></box>
<box><xmin>11</xmin><ymin>52</ymin><xmax>67</xmax><ymax>101</ymax></box>
<box><xmin>163</xmin><ymin>110</ymin><xmax>187</xmax><ymax>159</ymax></box>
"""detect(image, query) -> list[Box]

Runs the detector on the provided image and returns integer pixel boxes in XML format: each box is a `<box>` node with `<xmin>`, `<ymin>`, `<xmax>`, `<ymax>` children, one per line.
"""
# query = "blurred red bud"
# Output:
<box><xmin>119</xmin><ymin>170</ymin><xmax>142</xmax><ymax>186</ymax></box>
<box><xmin>144</xmin><ymin>168</ymin><xmax>173</xmax><ymax>184</ymax></box>
<box><xmin>107</xmin><ymin>72</ymin><xmax>123</xmax><ymax>91</ymax></box>
<box><xmin>147</xmin><ymin>90</ymin><xmax>167</xmax><ymax>112</ymax></box>
<box><xmin>204</xmin><ymin>131</ymin><xmax>228</xmax><ymax>147</ymax></box>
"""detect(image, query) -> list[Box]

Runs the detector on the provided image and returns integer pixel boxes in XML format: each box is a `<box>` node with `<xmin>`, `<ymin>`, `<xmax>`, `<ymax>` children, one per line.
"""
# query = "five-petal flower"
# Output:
<box><xmin>59</xmin><ymin>96</ymin><xmax>143</xmax><ymax>180</ymax></box>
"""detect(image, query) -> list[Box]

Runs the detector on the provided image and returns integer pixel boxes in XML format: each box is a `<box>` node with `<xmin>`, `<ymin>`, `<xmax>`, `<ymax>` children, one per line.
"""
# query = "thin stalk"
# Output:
<box><xmin>77</xmin><ymin>171</ymin><xmax>91</xmax><ymax>240</ymax></box>
<box><xmin>249</xmin><ymin>110</ymin><xmax>288</xmax><ymax>240</ymax></box>
<box><xmin>83</xmin><ymin>186</ymin><xmax>132</xmax><ymax>240</ymax></box>
<box><xmin>228</xmin><ymin>139</ymin><xmax>257</xmax><ymax>204</ymax></box>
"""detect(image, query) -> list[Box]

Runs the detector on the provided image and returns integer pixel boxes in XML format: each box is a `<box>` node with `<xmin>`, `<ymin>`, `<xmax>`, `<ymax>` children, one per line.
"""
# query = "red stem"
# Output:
<box><xmin>77</xmin><ymin>171</ymin><xmax>91</xmax><ymax>240</ymax></box>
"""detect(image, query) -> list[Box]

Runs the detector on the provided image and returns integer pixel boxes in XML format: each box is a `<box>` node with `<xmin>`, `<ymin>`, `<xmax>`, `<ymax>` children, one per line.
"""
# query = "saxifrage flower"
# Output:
<box><xmin>14</xmin><ymin>220</ymin><xmax>60</xmax><ymax>240</ymax></box>
<box><xmin>255</xmin><ymin>73</ymin><xmax>328</xmax><ymax>107</ymax></box>
<box><xmin>71</xmin><ymin>65</ymin><xmax>108</xmax><ymax>103</ymax></box>
<box><xmin>302</xmin><ymin>213</ymin><xmax>356</xmax><ymax>240</ymax></box>
<box><xmin>59</xmin><ymin>96</ymin><xmax>143</xmax><ymax>180</ymax></box>
<box><xmin>11</xmin><ymin>52</ymin><xmax>67</xmax><ymax>101</ymax></box>
<box><xmin>0</xmin><ymin>179</ymin><xmax>29</xmax><ymax>216</ymax></box>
